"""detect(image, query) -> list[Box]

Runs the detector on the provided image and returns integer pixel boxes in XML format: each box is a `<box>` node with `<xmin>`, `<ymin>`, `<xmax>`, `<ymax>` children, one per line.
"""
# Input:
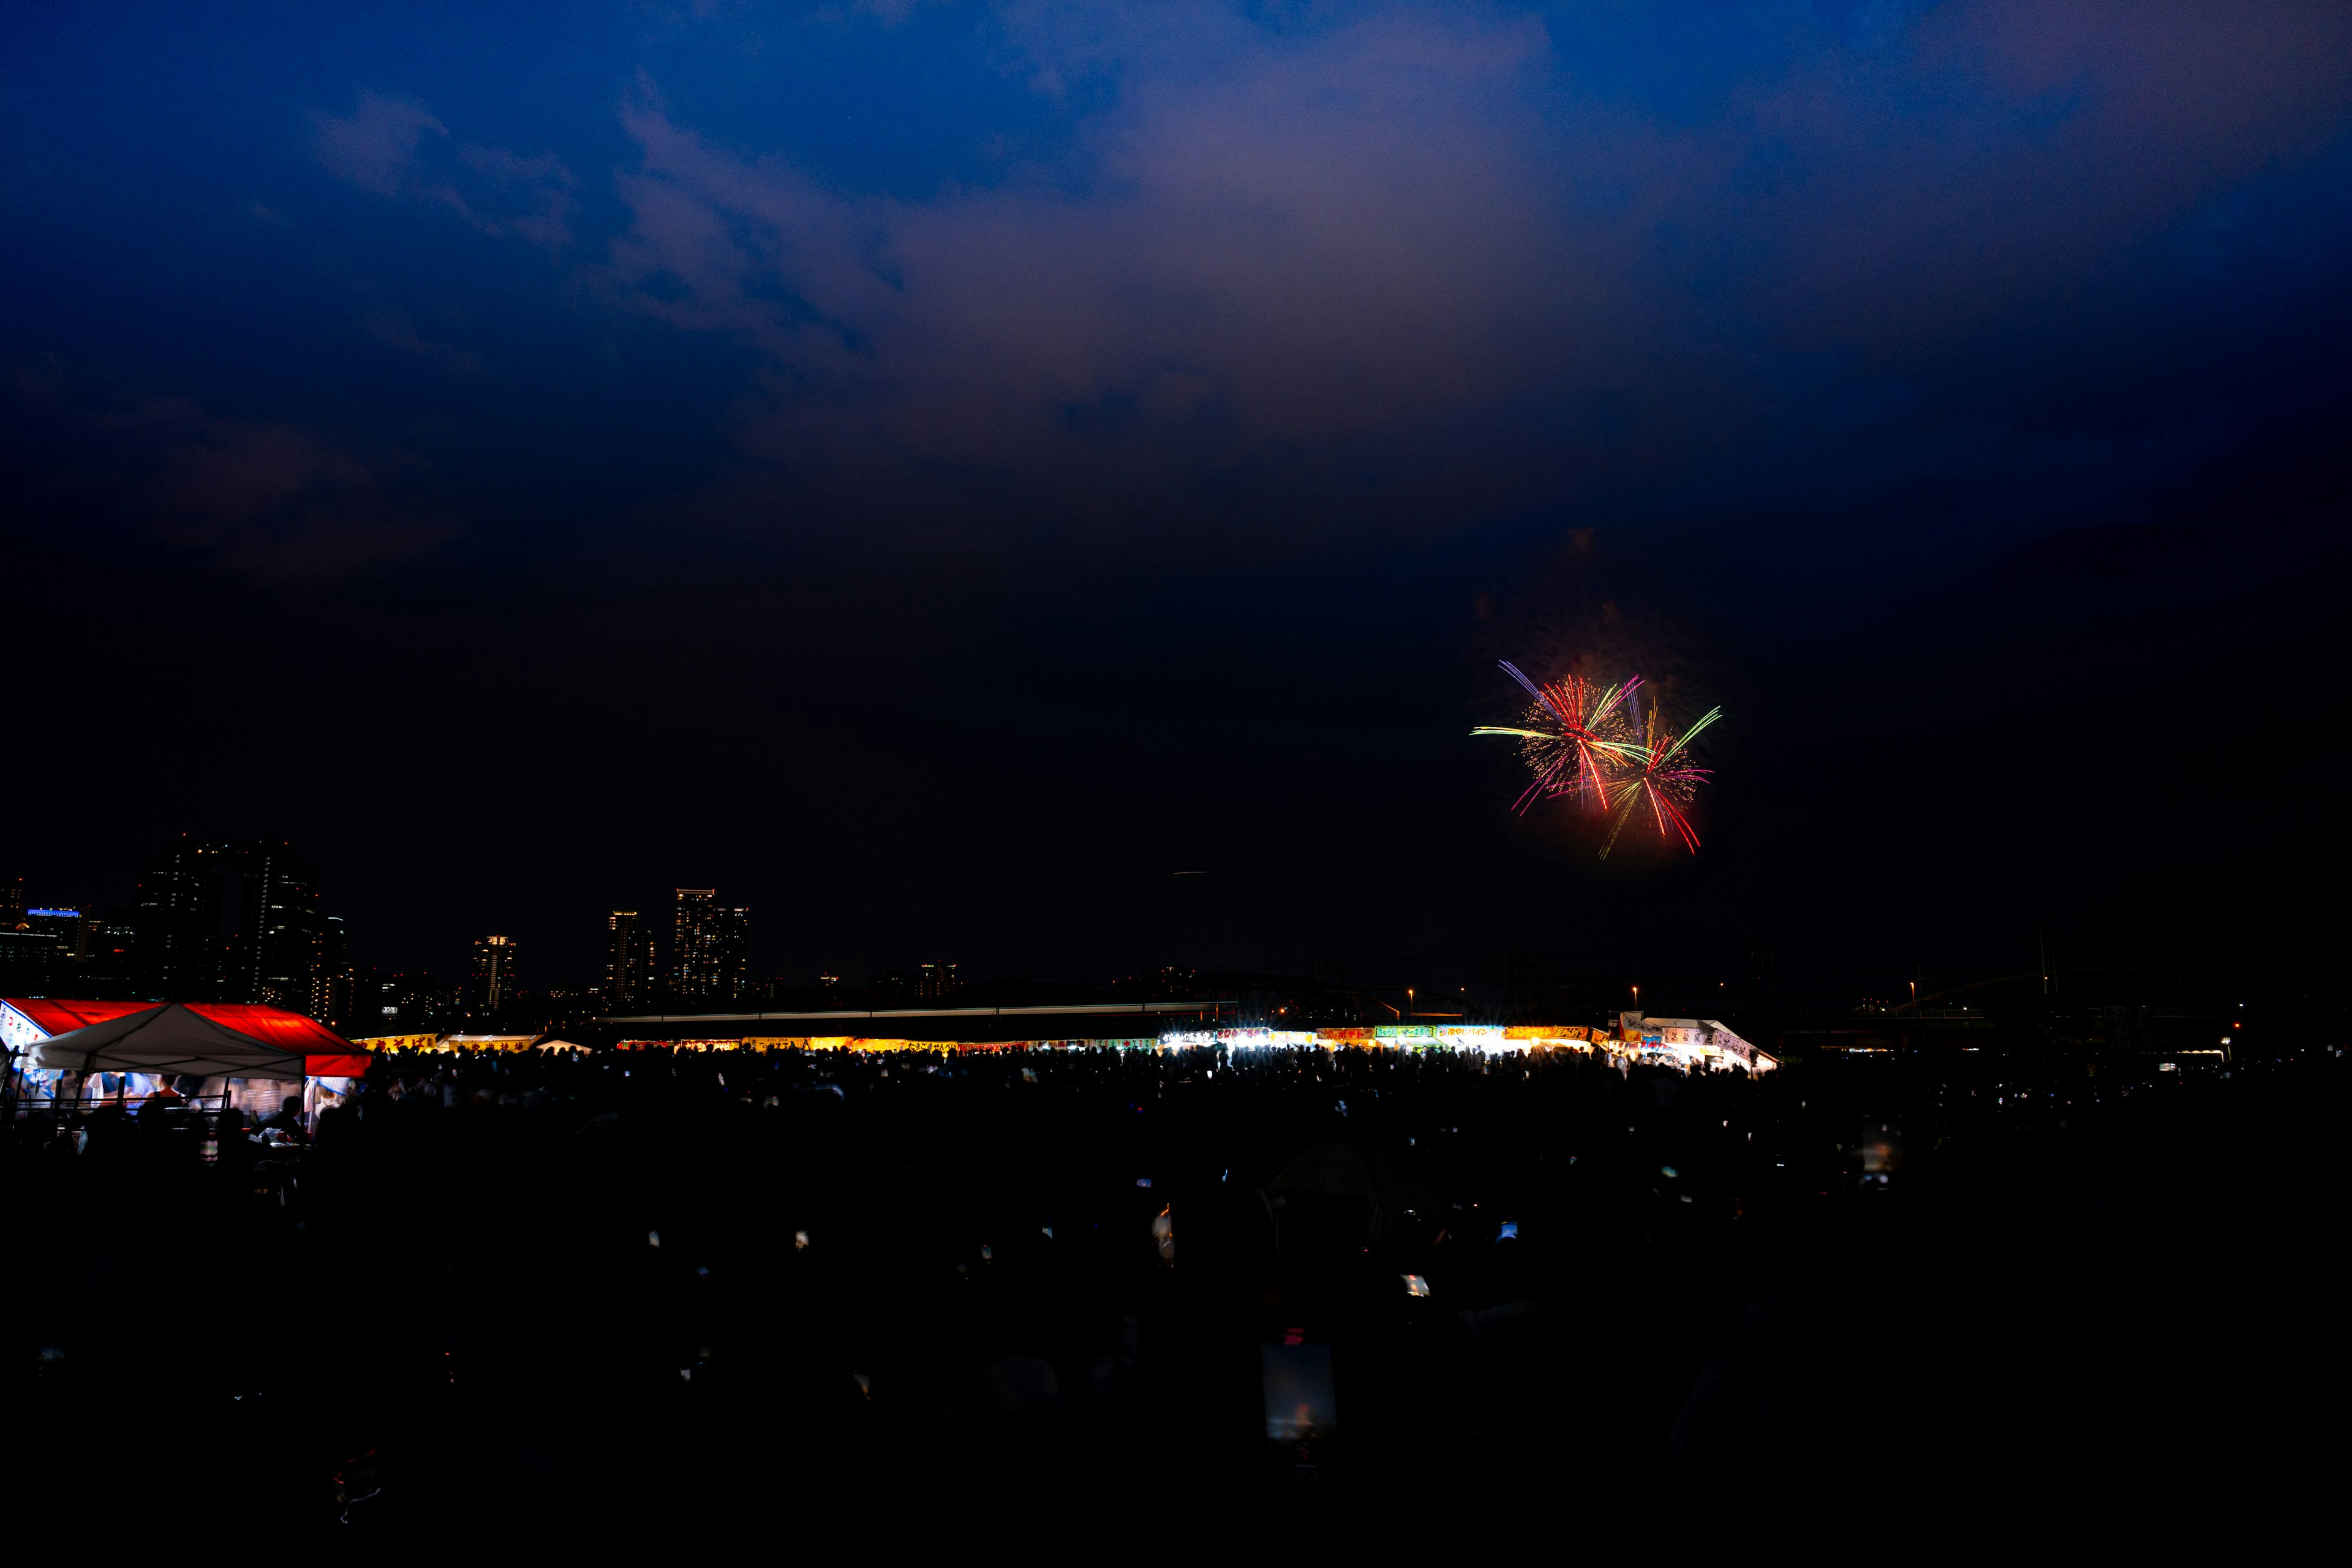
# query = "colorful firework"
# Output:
<box><xmin>1596</xmin><ymin>700</ymin><xmax>1721</xmax><ymax>859</ymax></box>
<box><xmin>1469</xmin><ymin>662</ymin><xmax>1646</xmax><ymax>815</ymax></box>
<box><xmin>1472</xmin><ymin>660</ymin><xmax>1722</xmax><ymax>857</ymax></box>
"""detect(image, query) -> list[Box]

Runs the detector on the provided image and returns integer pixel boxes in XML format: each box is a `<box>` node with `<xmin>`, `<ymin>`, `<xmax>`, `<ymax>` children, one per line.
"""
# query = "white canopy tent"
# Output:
<box><xmin>36</xmin><ymin>1004</ymin><xmax>314</xmax><ymax>1081</ymax></box>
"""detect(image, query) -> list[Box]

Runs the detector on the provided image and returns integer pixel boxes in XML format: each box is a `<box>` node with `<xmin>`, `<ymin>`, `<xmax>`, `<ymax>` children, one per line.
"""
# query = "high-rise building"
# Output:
<box><xmin>77</xmin><ymin>908</ymin><xmax>137</xmax><ymax>995</ymax></box>
<box><xmin>132</xmin><ymin>839</ymin><xmax>224</xmax><ymax>1000</ymax></box>
<box><xmin>471</xmin><ymin>935</ymin><xmax>519</xmax><ymax>1012</ymax></box>
<box><xmin>669</xmin><ymin>889</ymin><xmax>748</xmax><ymax>1005</ymax></box>
<box><xmin>671</xmin><ymin>889</ymin><xmax>715</xmax><ymax>1002</ymax></box>
<box><xmin>313</xmin><ymin>914</ymin><xmax>350</xmax><ymax>1023</ymax></box>
<box><xmin>217</xmin><ymin>842</ymin><xmax>325</xmax><ymax>1011</ymax></box>
<box><xmin>914</xmin><ymin>961</ymin><xmax>960</xmax><ymax>1000</ymax></box>
<box><xmin>129</xmin><ymin>837</ymin><xmax>328</xmax><ymax>1009</ymax></box>
<box><xmin>0</xmin><ymin>898</ymin><xmax>66</xmax><ymax>993</ymax></box>
<box><xmin>712</xmin><ymin>907</ymin><xmax>749</xmax><ymax>1002</ymax></box>
<box><xmin>25</xmin><ymin>908</ymin><xmax>80</xmax><ymax>945</ymax></box>
<box><xmin>606</xmin><ymin>911</ymin><xmax>657</xmax><ymax>1010</ymax></box>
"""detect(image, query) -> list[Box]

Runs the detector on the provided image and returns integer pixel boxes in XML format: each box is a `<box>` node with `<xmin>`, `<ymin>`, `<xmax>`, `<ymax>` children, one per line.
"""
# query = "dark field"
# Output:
<box><xmin>9</xmin><ymin>1043</ymin><xmax>2343</xmax><ymax>1536</ymax></box>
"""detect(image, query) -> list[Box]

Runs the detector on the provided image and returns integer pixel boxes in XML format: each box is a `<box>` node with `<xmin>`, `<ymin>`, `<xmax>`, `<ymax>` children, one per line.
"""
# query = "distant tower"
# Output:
<box><xmin>606</xmin><ymin>911</ymin><xmax>657</xmax><ymax>1010</ymax></box>
<box><xmin>313</xmin><ymin>913</ymin><xmax>350</xmax><ymax>1023</ymax></box>
<box><xmin>671</xmin><ymin>890</ymin><xmax>714</xmax><ymax>1002</ymax></box>
<box><xmin>471</xmin><ymin>935</ymin><xmax>519</xmax><ymax>1012</ymax></box>
<box><xmin>129</xmin><ymin>837</ymin><xmax>325</xmax><ymax>1007</ymax></box>
<box><xmin>670</xmin><ymin>893</ymin><xmax>748</xmax><ymax>1005</ymax></box>
<box><xmin>209</xmin><ymin>840</ymin><xmax>324</xmax><ymax>1011</ymax></box>
<box><xmin>132</xmin><ymin>839</ymin><xmax>223</xmax><ymax>1000</ymax></box>
<box><xmin>712</xmin><ymin>907</ymin><xmax>750</xmax><ymax>1002</ymax></box>
<box><xmin>0</xmin><ymin>902</ymin><xmax>72</xmax><ymax>993</ymax></box>
<box><xmin>78</xmin><ymin>909</ymin><xmax>138</xmax><ymax>993</ymax></box>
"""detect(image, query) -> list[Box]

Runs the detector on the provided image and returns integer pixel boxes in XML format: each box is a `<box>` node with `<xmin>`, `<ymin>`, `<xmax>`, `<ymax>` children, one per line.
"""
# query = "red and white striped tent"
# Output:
<box><xmin>26</xmin><ymin>1001</ymin><xmax>370</xmax><ymax>1080</ymax></box>
<box><xmin>0</xmin><ymin>997</ymin><xmax>159</xmax><ymax>1057</ymax></box>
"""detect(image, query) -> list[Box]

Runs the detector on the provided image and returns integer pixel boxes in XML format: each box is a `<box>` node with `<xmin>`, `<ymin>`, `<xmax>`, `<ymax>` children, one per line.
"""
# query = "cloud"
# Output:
<box><xmin>312</xmin><ymin>90</ymin><xmax>446</xmax><ymax>197</ymax></box>
<box><xmin>450</xmin><ymin>145</ymin><xmax>578</xmax><ymax>247</ymax></box>
<box><xmin>576</xmin><ymin>1</ymin><xmax>2351</xmax><ymax>552</ymax></box>
<box><xmin>284</xmin><ymin>4</ymin><xmax>2352</xmax><ymax>576</ymax></box>
<box><xmin>1705</xmin><ymin>0</ymin><xmax>2352</xmax><ymax>361</ymax></box>
<box><xmin>314</xmin><ymin>89</ymin><xmax>577</xmax><ymax>247</ymax></box>
<box><xmin>594</xmin><ymin>13</ymin><xmax>1609</xmax><ymax>545</ymax></box>
<box><xmin>363</xmin><ymin>312</ymin><xmax>485</xmax><ymax>375</ymax></box>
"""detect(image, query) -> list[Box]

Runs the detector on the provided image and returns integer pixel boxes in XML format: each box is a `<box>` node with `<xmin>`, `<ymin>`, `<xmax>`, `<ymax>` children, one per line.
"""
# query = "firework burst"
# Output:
<box><xmin>1470</xmin><ymin>662</ymin><xmax>1647</xmax><ymax>815</ymax></box>
<box><xmin>1596</xmin><ymin>701</ymin><xmax>1721</xmax><ymax>859</ymax></box>
<box><xmin>1472</xmin><ymin>660</ymin><xmax>1722</xmax><ymax>857</ymax></box>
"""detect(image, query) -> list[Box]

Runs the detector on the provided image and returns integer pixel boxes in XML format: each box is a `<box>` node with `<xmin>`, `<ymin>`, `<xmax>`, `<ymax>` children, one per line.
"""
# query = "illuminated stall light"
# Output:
<box><xmin>349</xmin><ymin>1033</ymin><xmax>440</xmax><ymax>1053</ymax></box>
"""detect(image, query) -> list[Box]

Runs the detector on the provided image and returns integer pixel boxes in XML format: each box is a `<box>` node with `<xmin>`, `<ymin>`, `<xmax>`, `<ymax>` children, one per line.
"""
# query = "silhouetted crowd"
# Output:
<box><xmin>8</xmin><ymin>1039</ymin><xmax>2344</xmax><ymax>1534</ymax></box>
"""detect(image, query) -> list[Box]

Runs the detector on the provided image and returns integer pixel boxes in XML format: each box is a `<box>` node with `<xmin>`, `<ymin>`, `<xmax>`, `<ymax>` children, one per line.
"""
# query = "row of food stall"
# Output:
<box><xmin>1154</xmin><ymin>1018</ymin><xmax>1776</xmax><ymax>1070</ymax></box>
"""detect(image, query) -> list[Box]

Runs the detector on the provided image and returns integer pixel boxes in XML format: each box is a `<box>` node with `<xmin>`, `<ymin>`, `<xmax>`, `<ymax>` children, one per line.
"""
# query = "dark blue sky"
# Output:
<box><xmin>7</xmin><ymin>2</ymin><xmax>2348</xmax><ymax>998</ymax></box>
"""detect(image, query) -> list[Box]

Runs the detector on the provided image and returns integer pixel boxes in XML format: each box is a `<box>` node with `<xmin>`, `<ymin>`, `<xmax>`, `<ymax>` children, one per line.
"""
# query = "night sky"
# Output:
<box><xmin>6</xmin><ymin>2</ymin><xmax>2348</xmax><ymax>1000</ymax></box>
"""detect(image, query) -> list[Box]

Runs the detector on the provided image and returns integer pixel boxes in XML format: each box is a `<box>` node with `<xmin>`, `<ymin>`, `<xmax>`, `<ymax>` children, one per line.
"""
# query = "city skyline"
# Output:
<box><xmin>0</xmin><ymin>816</ymin><xmax>2327</xmax><ymax>1021</ymax></box>
<box><xmin>7</xmin><ymin>839</ymin><xmax>994</xmax><ymax>1020</ymax></box>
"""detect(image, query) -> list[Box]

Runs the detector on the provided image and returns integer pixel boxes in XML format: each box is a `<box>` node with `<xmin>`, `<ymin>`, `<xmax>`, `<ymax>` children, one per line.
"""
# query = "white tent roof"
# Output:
<box><xmin>34</xmin><ymin>1004</ymin><xmax>312</xmax><ymax>1081</ymax></box>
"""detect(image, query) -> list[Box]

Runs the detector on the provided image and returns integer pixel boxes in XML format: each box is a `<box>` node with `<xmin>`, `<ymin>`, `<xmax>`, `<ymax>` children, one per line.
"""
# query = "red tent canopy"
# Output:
<box><xmin>29</xmin><ymin>1002</ymin><xmax>371</xmax><ymax>1079</ymax></box>
<box><xmin>187</xmin><ymin>1004</ymin><xmax>372</xmax><ymax>1075</ymax></box>
<box><xmin>5</xmin><ymin>998</ymin><xmax>162</xmax><ymax>1036</ymax></box>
